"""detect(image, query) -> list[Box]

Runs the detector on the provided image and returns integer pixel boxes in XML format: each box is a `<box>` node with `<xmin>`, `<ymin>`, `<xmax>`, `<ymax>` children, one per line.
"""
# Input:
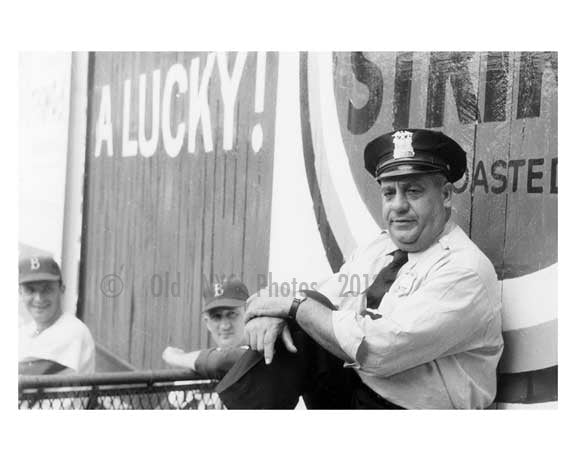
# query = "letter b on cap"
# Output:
<box><xmin>214</xmin><ymin>283</ymin><xmax>224</xmax><ymax>297</ymax></box>
<box><xmin>30</xmin><ymin>257</ymin><xmax>40</xmax><ymax>271</ymax></box>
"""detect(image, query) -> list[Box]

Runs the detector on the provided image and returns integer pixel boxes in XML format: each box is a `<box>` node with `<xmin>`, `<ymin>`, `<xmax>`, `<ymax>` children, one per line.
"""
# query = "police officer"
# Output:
<box><xmin>222</xmin><ymin>128</ymin><xmax>504</xmax><ymax>409</ymax></box>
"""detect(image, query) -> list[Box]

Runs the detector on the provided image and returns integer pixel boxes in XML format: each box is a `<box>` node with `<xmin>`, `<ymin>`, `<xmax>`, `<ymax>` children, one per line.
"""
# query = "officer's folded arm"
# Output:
<box><xmin>332</xmin><ymin>266</ymin><xmax>495</xmax><ymax>378</ymax></box>
<box><xmin>292</xmin><ymin>298</ymin><xmax>352</xmax><ymax>362</ymax></box>
<box><xmin>245</xmin><ymin>295</ymin><xmax>352</xmax><ymax>363</ymax></box>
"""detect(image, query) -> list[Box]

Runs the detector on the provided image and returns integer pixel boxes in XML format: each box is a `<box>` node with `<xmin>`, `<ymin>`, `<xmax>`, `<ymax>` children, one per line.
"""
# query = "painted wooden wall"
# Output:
<box><xmin>77</xmin><ymin>51</ymin><xmax>557</xmax><ymax>407</ymax></box>
<box><xmin>79</xmin><ymin>52</ymin><xmax>278</xmax><ymax>369</ymax></box>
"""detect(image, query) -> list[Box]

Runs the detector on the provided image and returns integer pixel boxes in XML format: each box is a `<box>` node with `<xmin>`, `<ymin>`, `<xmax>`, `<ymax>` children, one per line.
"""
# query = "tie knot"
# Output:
<box><xmin>390</xmin><ymin>249</ymin><xmax>408</xmax><ymax>266</ymax></box>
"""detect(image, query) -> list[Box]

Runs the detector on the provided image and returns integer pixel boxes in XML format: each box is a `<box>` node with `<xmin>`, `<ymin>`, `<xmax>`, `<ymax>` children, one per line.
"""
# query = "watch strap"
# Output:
<box><xmin>299</xmin><ymin>289</ymin><xmax>337</xmax><ymax>311</ymax></box>
<box><xmin>288</xmin><ymin>296</ymin><xmax>306</xmax><ymax>320</ymax></box>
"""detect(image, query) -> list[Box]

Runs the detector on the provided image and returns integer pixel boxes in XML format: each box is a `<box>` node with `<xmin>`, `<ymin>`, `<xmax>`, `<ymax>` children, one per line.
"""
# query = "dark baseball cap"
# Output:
<box><xmin>364</xmin><ymin>128</ymin><xmax>467</xmax><ymax>183</ymax></box>
<box><xmin>203</xmin><ymin>279</ymin><xmax>249</xmax><ymax>312</ymax></box>
<box><xmin>19</xmin><ymin>255</ymin><xmax>62</xmax><ymax>284</ymax></box>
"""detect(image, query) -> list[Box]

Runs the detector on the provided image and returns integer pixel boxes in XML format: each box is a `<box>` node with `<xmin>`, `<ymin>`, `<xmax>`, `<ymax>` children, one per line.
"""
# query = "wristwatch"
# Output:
<box><xmin>288</xmin><ymin>294</ymin><xmax>307</xmax><ymax>321</ymax></box>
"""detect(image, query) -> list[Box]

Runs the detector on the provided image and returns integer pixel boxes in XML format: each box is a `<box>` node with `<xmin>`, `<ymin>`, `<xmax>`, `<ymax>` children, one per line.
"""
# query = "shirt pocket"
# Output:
<box><xmin>390</xmin><ymin>271</ymin><xmax>417</xmax><ymax>297</ymax></box>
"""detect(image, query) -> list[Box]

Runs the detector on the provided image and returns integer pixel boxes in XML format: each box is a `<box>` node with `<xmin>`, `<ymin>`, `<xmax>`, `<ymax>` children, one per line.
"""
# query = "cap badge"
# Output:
<box><xmin>30</xmin><ymin>257</ymin><xmax>40</xmax><ymax>271</ymax></box>
<box><xmin>213</xmin><ymin>282</ymin><xmax>224</xmax><ymax>297</ymax></box>
<box><xmin>392</xmin><ymin>131</ymin><xmax>415</xmax><ymax>159</ymax></box>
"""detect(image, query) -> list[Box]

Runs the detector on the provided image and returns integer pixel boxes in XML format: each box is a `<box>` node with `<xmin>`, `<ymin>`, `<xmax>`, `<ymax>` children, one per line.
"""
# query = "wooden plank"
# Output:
<box><xmin>427</xmin><ymin>51</ymin><xmax>482</xmax><ymax>235</ymax></box>
<box><xmin>469</xmin><ymin>52</ymin><xmax>515</xmax><ymax>275</ymax></box>
<box><xmin>503</xmin><ymin>52</ymin><xmax>558</xmax><ymax>278</ymax></box>
<box><xmin>242</xmin><ymin>53</ymin><xmax>279</xmax><ymax>293</ymax></box>
<box><xmin>80</xmin><ymin>52</ymin><xmax>279</xmax><ymax>368</ymax></box>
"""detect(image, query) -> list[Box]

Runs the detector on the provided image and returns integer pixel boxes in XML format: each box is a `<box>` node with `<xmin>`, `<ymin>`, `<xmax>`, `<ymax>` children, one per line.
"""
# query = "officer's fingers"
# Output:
<box><xmin>263</xmin><ymin>328</ymin><xmax>278</xmax><ymax>365</ymax></box>
<box><xmin>251</xmin><ymin>332</ymin><xmax>260</xmax><ymax>352</ymax></box>
<box><xmin>244</xmin><ymin>327</ymin><xmax>251</xmax><ymax>349</ymax></box>
<box><xmin>245</xmin><ymin>322</ymin><xmax>257</xmax><ymax>351</ymax></box>
<box><xmin>256</xmin><ymin>325</ymin><xmax>266</xmax><ymax>354</ymax></box>
<box><xmin>281</xmin><ymin>326</ymin><xmax>297</xmax><ymax>353</ymax></box>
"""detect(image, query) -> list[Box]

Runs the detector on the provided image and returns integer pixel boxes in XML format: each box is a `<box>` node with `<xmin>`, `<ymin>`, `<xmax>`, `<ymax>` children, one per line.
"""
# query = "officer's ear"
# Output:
<box><xmin>59</xmin><ymin>282</ymin><xmax>66</xmax><ymax>294</ymax></box>
<box><xmin>441</xmin><ymin>181</ymin><xmax>453</xmax><ymax>209</ymax></box>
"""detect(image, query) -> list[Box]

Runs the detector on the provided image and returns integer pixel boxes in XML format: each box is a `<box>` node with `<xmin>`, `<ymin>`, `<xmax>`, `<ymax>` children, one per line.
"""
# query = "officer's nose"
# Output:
<box><xmin>390</xmin><ymin>190</ymin><xmax>409</xmax><ymax>213</ymax></box>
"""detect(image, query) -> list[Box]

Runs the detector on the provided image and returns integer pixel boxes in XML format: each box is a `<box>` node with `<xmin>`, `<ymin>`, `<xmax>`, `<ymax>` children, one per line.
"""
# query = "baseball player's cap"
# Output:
<box><xmin>203</xmin><ymin>279</ymin><xmax>249</xmax><ymax>312</ymax></box>
<box><xmin>19</xmin><ymin>255</ymin><xmax>62</xmax><ymax>284</ymax></box>
<box><xmin>364</xmin><ymin>129</ymin><xmax>467</xmax><ymax>183</ymax></box>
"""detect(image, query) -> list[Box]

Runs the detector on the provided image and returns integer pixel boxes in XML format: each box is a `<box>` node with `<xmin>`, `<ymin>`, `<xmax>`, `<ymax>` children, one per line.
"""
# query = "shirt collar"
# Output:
<box><xmin>405</xmin><ymin>219</ymin><xmax>456</xmax><ymax>264</ymax></box>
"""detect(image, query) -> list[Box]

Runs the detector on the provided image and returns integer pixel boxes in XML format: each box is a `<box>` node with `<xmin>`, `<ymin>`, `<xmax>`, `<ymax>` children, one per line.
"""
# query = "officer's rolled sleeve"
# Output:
<box><xmin>333</xmin><ymin>267</ymin><xmax>496</xmax><ymax>378</ymax></box>
<box><xmin>331</xmin><ymin>310</ymin><xmax>365</xmax><ymax>363</ymax></box>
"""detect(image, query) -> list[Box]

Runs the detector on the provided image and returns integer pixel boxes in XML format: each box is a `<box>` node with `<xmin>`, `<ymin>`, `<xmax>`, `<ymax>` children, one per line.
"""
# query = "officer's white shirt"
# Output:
<box><xmin>320</xmin><ymin>220</ymin><xmax>503</xmax><ymax>409</ymax></box>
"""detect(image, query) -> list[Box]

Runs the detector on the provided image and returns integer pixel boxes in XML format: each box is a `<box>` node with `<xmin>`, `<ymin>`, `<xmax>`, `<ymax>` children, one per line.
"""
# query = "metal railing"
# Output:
<box><xmin>19</xmin><ymin>370</ymin><xmax>224</xmax><ymax>410</ymax></box>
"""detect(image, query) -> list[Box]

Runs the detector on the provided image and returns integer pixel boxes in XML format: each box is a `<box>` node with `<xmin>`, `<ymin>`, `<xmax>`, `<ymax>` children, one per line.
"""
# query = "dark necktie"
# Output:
<box><xmin>364</xmin><ymin>249</ymin><xmax>409</xmax><ymax>312</ymax></box>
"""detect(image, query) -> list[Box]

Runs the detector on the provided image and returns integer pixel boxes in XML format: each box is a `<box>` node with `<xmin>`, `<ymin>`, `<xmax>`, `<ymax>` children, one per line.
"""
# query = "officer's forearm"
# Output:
<box><xmin>295</xmin><ymin>299</ymin><xmax>352</xmax><ymax>362</ymax></box>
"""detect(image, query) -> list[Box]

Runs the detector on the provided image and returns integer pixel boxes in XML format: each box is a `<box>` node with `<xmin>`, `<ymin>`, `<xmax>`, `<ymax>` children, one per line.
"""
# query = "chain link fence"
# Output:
<box><xmin>19</xmin><ymin>370</ymin><xmax>224</xmax><ymax>410</ymax></box>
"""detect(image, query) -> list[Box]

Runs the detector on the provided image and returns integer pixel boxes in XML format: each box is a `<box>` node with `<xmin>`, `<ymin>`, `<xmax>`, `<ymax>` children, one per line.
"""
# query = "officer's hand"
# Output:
<box><xmin>245</xmin><ymin>291</ymin><xmax>292</xmax><ymax>323</ymax></box>
<box><xmin>245</xmin><ymin>317</ymin><xmax>297</xmax><ymax>365</ymax></box>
